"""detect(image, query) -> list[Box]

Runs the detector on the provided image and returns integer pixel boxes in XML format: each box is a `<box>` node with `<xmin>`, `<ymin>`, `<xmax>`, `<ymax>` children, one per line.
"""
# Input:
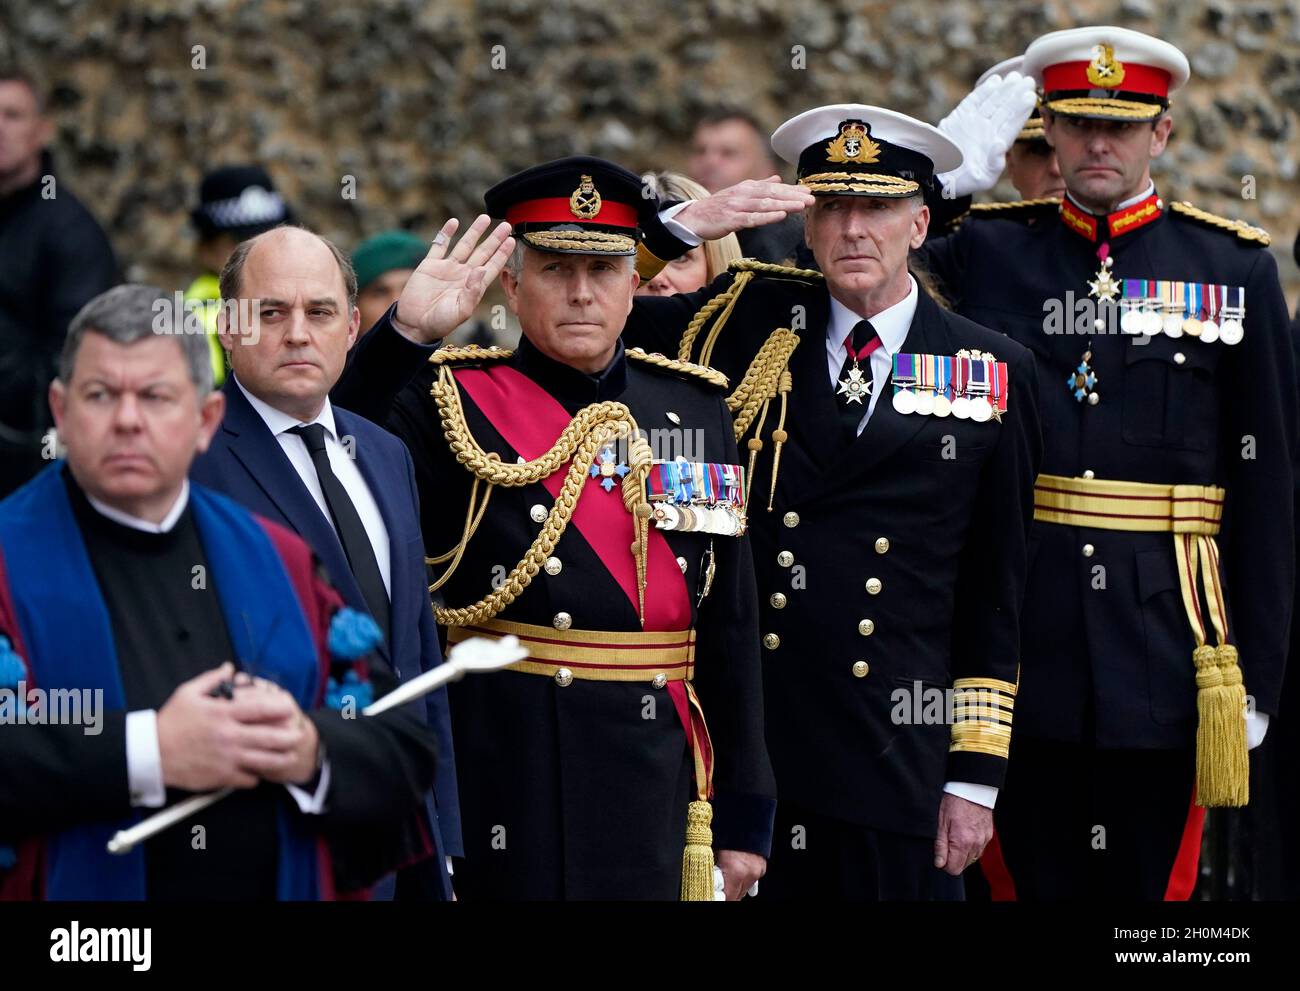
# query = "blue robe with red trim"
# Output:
<box><xmin>0</xmin><ymin>463</ymin><xmax>417</xmax><ymax>900</ymax></box>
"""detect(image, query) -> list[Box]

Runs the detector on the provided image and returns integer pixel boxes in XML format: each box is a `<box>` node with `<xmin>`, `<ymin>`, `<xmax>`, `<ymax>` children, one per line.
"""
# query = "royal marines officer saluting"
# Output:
<box><xmin>349</xmin><ymin>158</ymin><xmax>787</xmax><ymax>900</ymax></box>
<box><xmin>973</xmin><ymin>56</ymin><xmax>1064</xmax><ymax>202</ymax></box>
<box><xmin>920</xmin><ymin>26</ymin><xmax>1297</xmax><ymax>899</ymax></box>
<box><xmin>624</xmin><ymin>109</ymin><xmax>1044</xmax><ymax>899</ymax></box>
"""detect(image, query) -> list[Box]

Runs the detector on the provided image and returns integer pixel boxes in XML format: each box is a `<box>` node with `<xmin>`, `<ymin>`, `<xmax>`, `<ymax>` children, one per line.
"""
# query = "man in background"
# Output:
<box><xmin>186</xmin><ymin>165</ymin><xmax>294</xmax><ymax>387</ymax></box>
<box><xmin>353</xmin><ymin>230</ymin><xmax>429</xmax><ymax>337</ymax></box>
<box><xmin>0</xmin><ymin>65</ymin><xmax>117</xmax><ymax>497</ymax></box>
<box><xmin>190</xmin><ymin>226</ymin><xmax>461</xmax><ymax>899</ymax></box>
<box><xmin>689</xmin><ymin>108</ymin><xmax>804</xmax><ymax>264</ymax></box>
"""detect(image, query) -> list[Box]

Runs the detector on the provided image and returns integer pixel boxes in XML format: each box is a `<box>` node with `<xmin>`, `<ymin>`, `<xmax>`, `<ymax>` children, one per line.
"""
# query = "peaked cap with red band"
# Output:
<box><xmin>1024</xmin><ymin>26</ymin><xmax>1190</xmax><ymax>122</ymax></box>
<box><xmin>484</xmin><ymin>156</ymin><xmax>649</xmax><ymax>257</ymax></box>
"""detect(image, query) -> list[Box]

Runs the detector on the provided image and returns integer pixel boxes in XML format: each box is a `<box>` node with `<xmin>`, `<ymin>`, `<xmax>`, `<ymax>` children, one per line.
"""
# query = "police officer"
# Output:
<box><xmin>920</xmin><ymin>26</ymin><xmax>1296</xmax><ymax>899</ymax></box>
<box><xmin>624</xmin><ymin>107</ymin><xmax>1044</xmax><ymax>899</ymax></box>
<box><xmin>341</xmin><ymin>158</ymin><xmax>787</xmax><ymax>900</ymax></box>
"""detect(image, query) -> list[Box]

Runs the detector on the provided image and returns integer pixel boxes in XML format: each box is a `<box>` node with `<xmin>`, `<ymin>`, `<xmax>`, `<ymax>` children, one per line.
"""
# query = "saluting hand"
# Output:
<box><xmin>391</xmin><ymin>215</ymin><xmax>516</xmax><ymax>345</ymax></box>
<box><xmin>933</xmin><ymin>792</ymin><xmax>994</xmax><ymax>876</ymax></box>
<box><xmin>673</xmin><ymin>176</ymin><xmax>815</xmax><ymax>241</ymax></box>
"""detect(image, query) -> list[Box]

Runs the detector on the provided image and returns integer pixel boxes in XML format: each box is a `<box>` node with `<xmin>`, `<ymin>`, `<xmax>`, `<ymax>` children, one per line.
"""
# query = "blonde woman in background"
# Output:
<box><xmin>637</xmin><ymin>172</ymin><xmax>743</xmax><ymax>297</ymax></box>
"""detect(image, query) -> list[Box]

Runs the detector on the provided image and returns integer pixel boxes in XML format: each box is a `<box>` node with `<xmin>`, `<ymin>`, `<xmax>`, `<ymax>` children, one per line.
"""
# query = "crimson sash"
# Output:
<box><xmin>456</xmin><ymin>365</ymin><xmax>691</xmax><ymax>631</ymax></box>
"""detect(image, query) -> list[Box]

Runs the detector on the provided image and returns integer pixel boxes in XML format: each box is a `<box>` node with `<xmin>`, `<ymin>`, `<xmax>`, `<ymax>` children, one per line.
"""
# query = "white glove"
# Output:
<box><xmin>936</xmin><ymin>71</ymin><xmax>1040</xmax><ymax>198</ymax></box>
<box><xmin>712</xmin><ymin>865</ymin><xmax>727</xmax><ymax>901</ymax></box>
<box><xmin>1246</xmin><ymin>710</ymin><xmax>1270</xmax><ymax>750</ymax></box>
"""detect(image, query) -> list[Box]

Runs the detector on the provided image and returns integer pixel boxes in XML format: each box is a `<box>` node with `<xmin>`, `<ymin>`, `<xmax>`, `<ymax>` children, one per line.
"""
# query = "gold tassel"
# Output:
<box><xmin>766</xmin><ymin>371</ymin><xmax>794</xmax><ymax>511</ymax></box>
<box><xmin>744</xmin><ymin>437</ymin><xmax>763</xmax><ymax>507</ymax></box>
<box><xmin>1193</xmin><ymin>643</ymin><xmax>1249</xmax><ymax>807</ymax></box>
<box><xmin>680</xmin><ymin>800</ymin><xmax>715</xmax><ymax>901</ymax></box>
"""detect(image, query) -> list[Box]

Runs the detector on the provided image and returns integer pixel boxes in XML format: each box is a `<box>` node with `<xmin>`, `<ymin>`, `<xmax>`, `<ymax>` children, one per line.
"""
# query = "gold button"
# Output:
<box><xmin>1174</xmin><ymin>352</ymin><xmax>1186</xmax><ymax>365</ymax></box>
<box><xmin>1088</xmin><ymin>392</ymin><xmax>1100</xmax><ymax>406</ymax></box>
<box><xmin>763</xmin><ymin>633</ymin><xmax>780</xmax><ymax>650</ymax></box>
<box><xmin>1082</xmin><ymin>544</ymin><xmax>1095</xmax><ymax>558</ymax></box>
<box><xmin>852</xmin><ymin>661</ymin><xmax>869</xmax><ymax>678</ymax></box>
<box><xmin>770</xmin><ymin>592</ymin><xmax>787</xmax><ymax>609</ymax></box>
<box><xmin>529</xmin><ymin>504</ymin><xmax>548</xmax><ymax>523</ymax></box>
<box><xmin>865</xmin><ymin>577</ymin><xmax>882</xmax><ymax>595</ymax></box>
<box><xmin>858</xmin><ymin>618</ymin><xmax>875</xmax><ymax>636</ymax></box>
<box><xmin>666</xmin><ymin>411</ymin><xmax>681</xmax><ymax>425</ymax></box>
<box><xmin>1082</xmin><ymin>470</ymin><xmax>1095</xmax><ymax>480</ymax></box>
<box><xmin>553</xmin><ymin>612</ymin><xmax>573</xmax><ymax>630</ymax></box>
<box><xmin>544</xmin><ymin>557</ymin><xmax>562</xmax><ymax>576</ymax></box>
<box><xmin>783</xmin><ymin>512</ymin><xmax>800</xmax><ymax>528</ymax></box>
<box><xmin>676</xmin><ymin>555</ymin><xmax>688</xmax><ymax>574</ymax></box>
<box><xmin>555</xmin><ymin>667</ymin><xmax>573</xmax><ymax>687</ymax></box>
<box><xmin>652</xmin><ymin>673</ymin><xmax>667</xmax><ymax>689</ymax></box>
<box><xmin>777</xmin><ymin>551</ymin><xmax>794</xmax><ymax>568</ymax></box>
<box><xmin>874</xmin><ymin>537</ymin><xmax>890</xmax><ymax>554</ymax></box>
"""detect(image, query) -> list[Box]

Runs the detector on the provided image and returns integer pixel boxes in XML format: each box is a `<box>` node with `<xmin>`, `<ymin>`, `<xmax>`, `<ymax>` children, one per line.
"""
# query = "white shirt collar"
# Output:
<box><xmin>1066</xmin><ymin>180</ymin><xmax>1156</xmax><ymax>216</ymax></box>
<box><xmin>87</xmin><ymin>479</ymin><xmax>190</xmax><ymax>534</ymax></box>
<box><xmin>826</xmin><ymin>274</ymin><xmax>918</xmax><ymax>359</ymax></box>
<box><xmin>234</xmin><ymin>375</ymin><xmax>338</xmax><ymax>442</ymax></box>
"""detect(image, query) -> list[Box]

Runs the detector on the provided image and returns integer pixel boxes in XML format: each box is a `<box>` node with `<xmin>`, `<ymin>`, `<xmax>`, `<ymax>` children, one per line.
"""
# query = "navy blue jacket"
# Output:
<box><xmin>191</xmin><ymin>380</ymin><xmax>462</xmax><ymax>875</ymax></box>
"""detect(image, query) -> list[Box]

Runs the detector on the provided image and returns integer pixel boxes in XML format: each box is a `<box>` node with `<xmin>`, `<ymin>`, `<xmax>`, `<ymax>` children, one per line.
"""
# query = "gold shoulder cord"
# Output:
<box><xmin>966</xmin><ymin>196</ymin><xmax>1062</xmax><ymax>214</ymax></box>
<box><xmin>1169</xmin><ymin>201</ymin><xmax>1271</xmax><ymax>246</ymax></box>
<box><xmin>727</xmin><ymin>329</ymin><xmax>800</xmax><ymax>512</ymax></box>
<box><xmin>625</xmin><ymin>347</ymin><xmax>729</xmax><ymax>388</ymax></box>
<box><xmin>675</xmin><ymin>261</ymin><xmax>816</xmax><ymax>514</ymax></box>
<box><xmin>678</xmin><ymin>259</ymin><xmax>822</xmax><ymax>367</ymax></box>
<box><xmin>426</xmin><ymin>363</ymin><xmax>656</xmax><ymax>627</ymax></box>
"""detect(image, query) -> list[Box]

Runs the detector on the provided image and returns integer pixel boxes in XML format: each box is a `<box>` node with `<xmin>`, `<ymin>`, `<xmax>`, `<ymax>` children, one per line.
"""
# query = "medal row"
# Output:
<box><xmin>891</xmin><ymin>351</ymin><xmax>1010</xmax><ymax>422</ymax></box>
<box><xmin>1118</xmin><ymin>280</ymin><xmax>1244</xmax><ymax>345</ymax></box>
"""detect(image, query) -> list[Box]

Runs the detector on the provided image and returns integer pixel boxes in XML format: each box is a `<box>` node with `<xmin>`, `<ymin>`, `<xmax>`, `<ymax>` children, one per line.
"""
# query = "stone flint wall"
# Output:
<box><xmin>4</xmin><ymin>0</ymin><xmax>1298</xmax><ymax>301</ymax></box>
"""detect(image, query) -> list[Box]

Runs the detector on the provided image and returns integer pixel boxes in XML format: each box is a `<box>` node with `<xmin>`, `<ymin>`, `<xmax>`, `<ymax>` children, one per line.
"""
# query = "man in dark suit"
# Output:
<box><xmin>622</xmin><ymin>105</ymin><xmax>1044</xmax><ymax>899</ymax></box>
<box><xmin>189</xmin><ymin>226</ymin><xmax>463</xmax><ymax>898</ymax></box>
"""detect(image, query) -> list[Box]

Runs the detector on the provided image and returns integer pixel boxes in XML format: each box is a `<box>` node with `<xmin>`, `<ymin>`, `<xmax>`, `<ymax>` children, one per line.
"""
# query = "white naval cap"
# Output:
<box><xmin>771</xmin><ymin>104</ymin><xmax>963</xmax><ymax>198</ymax></box>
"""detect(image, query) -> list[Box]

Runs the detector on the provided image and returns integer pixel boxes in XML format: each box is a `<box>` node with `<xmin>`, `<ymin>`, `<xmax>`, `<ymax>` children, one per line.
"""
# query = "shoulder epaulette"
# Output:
<box><xmin>728</xmin><ymin>258</ymin><xmax>824</xmax><ymax>282</ymax></box>
<box><xmin>626</xmin><ymin>347</ymin><xmax>729</xmax><ymax>390</ymax></box>
<box><xmin>1169</xmin><ymin>200</ymin><xmax>1271</xmax><ymax>246</ymax></box>
<box><xmin>428</xmin><ymin>344</ymin><xmax>514</xmax><ymax>365</ymax></box>
<box><xmin>964</xmin><ymin>197</ymin><xmax>1061</xmax><ymax>221</ymax></box>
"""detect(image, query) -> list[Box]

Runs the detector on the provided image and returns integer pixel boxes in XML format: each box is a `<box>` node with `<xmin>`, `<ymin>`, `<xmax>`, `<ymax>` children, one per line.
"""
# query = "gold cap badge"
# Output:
<box><xmin>826</xmin><ymin>119</ymin><xmax>881</xmax><ymax>165</ymax></box>
<box><xmin>1086</xmin><ymin>43</ymin><xmax>1126</xmax><ymax>89</ymax></box>
<box><xmin>569</xmin><ymin>174</ymin><xmax>602</xmax><ymax>220</ymax></box>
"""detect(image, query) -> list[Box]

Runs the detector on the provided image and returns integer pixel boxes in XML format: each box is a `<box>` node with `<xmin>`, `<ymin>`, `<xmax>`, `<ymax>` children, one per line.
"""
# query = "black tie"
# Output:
<box><xmin>289</xmin><ymin>423</ymin><xmax>390</xmax><ymax>644</ymax></box>
<box><xmin>836</xmin><ymin>319</ymin><xmax>880</xmax><ymax>440</ymax></box>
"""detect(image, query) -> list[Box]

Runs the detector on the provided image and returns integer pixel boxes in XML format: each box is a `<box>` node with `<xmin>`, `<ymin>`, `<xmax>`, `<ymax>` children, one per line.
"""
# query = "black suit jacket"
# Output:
<box><xmin>190</xmin><ymin>381</ymin><xmax>461</xmax><ymax>858</ymax></box>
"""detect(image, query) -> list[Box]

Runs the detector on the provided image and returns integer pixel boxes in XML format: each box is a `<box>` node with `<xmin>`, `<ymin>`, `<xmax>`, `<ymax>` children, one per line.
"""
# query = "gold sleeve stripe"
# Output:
<box><xmin>953</xmin><ymin>677</ymin><xmax>1018</xmax><ymax>696</ymax></box>
<box><xmin>950</xmin><ymin>740</ymin><xmax>1013</xmax><ymax>759</ymax></box>
<box><xmin>952</xmin><ymin>706</ymin><xmax>1015</xmax><ymax>722</ymax></box>
<box><xmin>636</xmin><ymin>241</ymin><xmax>670</xmax><ymax>281</ymax></box>
<box><xmin>953</xmin><ymin>719</ymin><xmax>1013</xmax><ymax>734</ymax></box>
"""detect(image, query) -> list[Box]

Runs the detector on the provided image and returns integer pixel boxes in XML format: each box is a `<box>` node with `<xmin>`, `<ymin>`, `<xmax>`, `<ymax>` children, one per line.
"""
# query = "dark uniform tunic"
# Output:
<box><xmin>624</xmin><ymin>271</ymin><xmax>1042</xmax><ymax>895</ymax></box>
<box><xmin>384</xmin><ymin>328</ymin><xmax>775</xmax><ymax>900</ymax></box>
<box><xmin>919</xmin><ymin>195</ymin><xmax>1297</xmax><ymax>897</ymax></box>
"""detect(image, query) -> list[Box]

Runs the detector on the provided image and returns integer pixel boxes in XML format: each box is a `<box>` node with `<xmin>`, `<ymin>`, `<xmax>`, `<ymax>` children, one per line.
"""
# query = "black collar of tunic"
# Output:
<box><xmin>513</xmin><ymin>334</ymin><xmax>628</xmax><ymax>407</ymax></box>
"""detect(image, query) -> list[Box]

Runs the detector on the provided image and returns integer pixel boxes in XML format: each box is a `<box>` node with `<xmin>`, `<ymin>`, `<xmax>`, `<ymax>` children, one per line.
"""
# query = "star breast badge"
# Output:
<box><xmin>590</xmin><ymin>445</ymin><xmax>630</xmax><ymax>491</ymax></box>
<box><xmin>837</xmin><ymin>365</ymin><xmax>873</xmax><ymax>405</ymax></box>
